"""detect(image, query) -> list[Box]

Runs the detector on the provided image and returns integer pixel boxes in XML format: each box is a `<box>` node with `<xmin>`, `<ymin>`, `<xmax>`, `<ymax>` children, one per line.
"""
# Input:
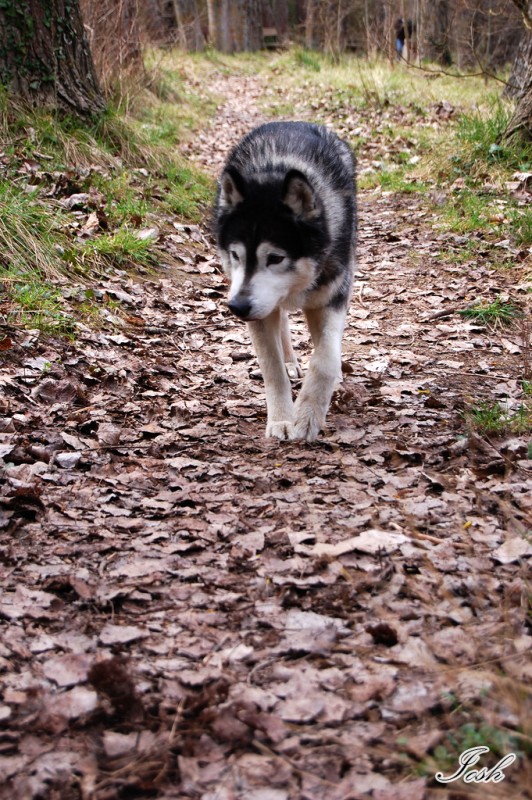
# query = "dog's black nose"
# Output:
<box><xmin>228</xmin><ymin>297</ymin><xmax>251</xmax><ymax>320</ymax></box>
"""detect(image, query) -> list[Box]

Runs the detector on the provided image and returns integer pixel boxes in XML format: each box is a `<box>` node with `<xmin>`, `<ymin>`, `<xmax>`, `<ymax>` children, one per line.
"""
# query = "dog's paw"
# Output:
<box><xmin>293</xmin><ymin>404</ymin><xmax>324</xmax><ymax>442</ymax></box>
<box><xmin>266</xmin><ymin>420</ymin><xmax>296</xmax><ymax>440</ymax></box>
<box><xmin>285</xmin><ymin>361</ymin><xmax>303</xmax><ymax>380</ymax></box>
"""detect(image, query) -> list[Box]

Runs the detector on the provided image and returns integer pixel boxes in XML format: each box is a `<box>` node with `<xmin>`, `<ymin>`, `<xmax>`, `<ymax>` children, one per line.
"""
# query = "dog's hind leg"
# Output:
<box><xmin>293</xmin><ymin>305</ymin><xmax>347</xmax><ymax>441</ymax></box>
<box><xmin>248</xmin><ymin>309</ymin><xmax>295</xmax><ymax>440</ymax></box>
<box><xmin>280</xmin><ymin>310</ymin><xmax>303</xmax><ymax>380</ymax></box>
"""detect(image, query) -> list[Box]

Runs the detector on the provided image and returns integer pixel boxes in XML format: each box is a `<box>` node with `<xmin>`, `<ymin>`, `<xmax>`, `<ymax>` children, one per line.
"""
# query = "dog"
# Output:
<box><xmin>215</xmin><ymin>121</ymin><xmax>356</xmax><ymax>442</ymax></box>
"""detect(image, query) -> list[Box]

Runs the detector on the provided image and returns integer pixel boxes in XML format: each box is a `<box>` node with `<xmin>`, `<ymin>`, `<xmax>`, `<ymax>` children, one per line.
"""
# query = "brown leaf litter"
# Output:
<box><xmin>0</xmin><ymin>72</ymin><xmax>531</xmax><ymax>800</ymax></box>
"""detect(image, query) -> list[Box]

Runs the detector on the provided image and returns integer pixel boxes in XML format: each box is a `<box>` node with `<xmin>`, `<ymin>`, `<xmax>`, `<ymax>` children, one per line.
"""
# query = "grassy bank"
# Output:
<box><xmin>0</xmin><ymin>55</ymin><xmax>218</xmax><ymax>333</ymax></box>
<box><xmin>264</xmin><ymin>50</ymin><xmax>532</xmax><ymax>257</ymax></box>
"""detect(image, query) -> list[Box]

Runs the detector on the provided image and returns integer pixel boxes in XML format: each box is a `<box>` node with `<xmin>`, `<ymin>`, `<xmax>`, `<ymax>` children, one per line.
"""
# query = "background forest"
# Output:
<box><xmin>2</xmin><ymin>1</ymin><xmax>532</xmax><ymax>133</ymax></box>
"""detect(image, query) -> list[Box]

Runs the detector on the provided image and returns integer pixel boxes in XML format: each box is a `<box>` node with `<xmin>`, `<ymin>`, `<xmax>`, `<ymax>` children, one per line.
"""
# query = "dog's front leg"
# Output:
<box><xmin>293</xmin><ymin>305</ymin><xmax>346</xmax><ymax>441</ymax></box>
<box><xmin>280</xmin><ymin>310</ymin><xmax>303</xmax><ymax>380</ymax></box>
<box><xmin>248</xmin><ymin>309</ymin><xmax>295</xmax><ymax>440</ymax></box>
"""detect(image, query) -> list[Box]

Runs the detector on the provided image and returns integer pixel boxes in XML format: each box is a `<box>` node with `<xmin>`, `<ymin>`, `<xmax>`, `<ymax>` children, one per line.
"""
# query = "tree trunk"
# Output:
<box><xmin>0</xmin><ymin>0</ymin><xmax>104</xmax><ymax>114</ymax></box>
<box><xmin>208</xmin><ymin>0</ymin><xmax>261</xmax><ymax>52</ymax></box>
<box><xmin>505</xmin><ymin>58</ymin><xmax>532</xmax><ymax>140</ymax></box>
<box><xmin>207</xmin><ymin>0</ymin><xmax>231</xmax><ymax>51</ymax></box>
<box><xmin>383</xmin><ymin>1</ymin><xmax>396</xmax><ymax>66</ymax></box>
<box><xmin>505</xmin><ymin>1</ymin><xmax>532</xmax><ymax>99</ymax></box>
<box><xmin>173</xmin><ymin>0</ymin><xmax>188</xmax><ymax>48</ymax></box>
<box><xmin>172</xmin><ymin>0</ymin><xmax>205</xmax><ymax>50</ymax></box>
<box><xmin>506</xmin><ymin>86</ymin><xmax>532</xmax><ymax>139</ymax></box>
<box><xmin>426</xmin><ymin>0</ymin><xmax>452</xmax><ymax>65</ymax></box>
<box><xmin>505</xmin><ymin>1</ymin><xmax>532</xmax><ymax>139</ymax></box>
<box><xmin>505</xmin><ymin>31</ymin><xmax>532</xmax><ymax>100</ymax></box>
<box><xmin>262</xmin><ymin>0</ymin><xmax>289</xmax><ymax>40</ymax></box>
<box><xmin>305</xmin><ymin>0</ymin><xmax>317</xmax><ymax>49</ymax></box>
<box><xmin>230</xmin><ymin>0</ymin><xmax>262</xmax><ymax>51</ymax></box>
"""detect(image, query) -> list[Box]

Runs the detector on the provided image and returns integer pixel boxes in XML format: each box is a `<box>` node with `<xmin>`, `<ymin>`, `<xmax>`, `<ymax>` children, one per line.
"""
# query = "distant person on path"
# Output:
<box><xmin>395</xmin><ymin>18</ymin><xmax>405</xmax><ymax>59</ymax></box>
<box><xmin>395</xmin><ymin>18</ymin><xmax>414</xmax><ymax>61</ymax></box>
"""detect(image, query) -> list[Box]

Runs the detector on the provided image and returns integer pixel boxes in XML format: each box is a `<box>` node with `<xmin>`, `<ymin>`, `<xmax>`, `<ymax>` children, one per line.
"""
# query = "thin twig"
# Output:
<box><xmin>252</xmin><ymin>738</ymin><xmax>340</xmax><ymax>788</ymax></box>
<box><xmin>399</xmin><ymin>53</ymin><xmax>509</xmax><ymax>88</ymax></box>
<box><xmin>422</xmin><ymin>304</ymin><xmax>466</xmax><ymax>321</ymax></box>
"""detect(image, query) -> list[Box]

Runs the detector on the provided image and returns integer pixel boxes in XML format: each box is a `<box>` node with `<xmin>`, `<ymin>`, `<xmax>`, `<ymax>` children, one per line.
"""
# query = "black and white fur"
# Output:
<box><xmin>215</xmin><ymin>121</ymin><xmax>356</xmax><ymax>442</ymax></box>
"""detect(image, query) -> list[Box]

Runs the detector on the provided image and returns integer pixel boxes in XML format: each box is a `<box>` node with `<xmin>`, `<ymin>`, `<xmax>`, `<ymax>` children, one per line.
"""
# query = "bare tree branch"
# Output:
<box><xmin>509</xmin><ymin>0</ymin><xmax>532</xmax><ymax>29</ymax></box>
<box><xmin>399</xmin><ymin>54</ymin><xmax>509</xmax><ymax>88</ymax></box>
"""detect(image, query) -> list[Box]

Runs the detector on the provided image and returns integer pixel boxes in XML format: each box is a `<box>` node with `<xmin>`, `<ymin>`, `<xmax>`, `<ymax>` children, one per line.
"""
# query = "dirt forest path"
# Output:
<box><xmin>1</xmin><ymin>72</ymin><xmax>531</xmax><ymax>799</ymax></box>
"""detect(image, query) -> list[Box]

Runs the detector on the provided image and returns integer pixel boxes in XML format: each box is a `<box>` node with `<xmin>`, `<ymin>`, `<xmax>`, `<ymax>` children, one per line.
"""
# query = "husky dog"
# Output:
<box><xmin>215</xmin><ymin>121</ymin><xmax>356</xmax><ymax>442</ymax></box>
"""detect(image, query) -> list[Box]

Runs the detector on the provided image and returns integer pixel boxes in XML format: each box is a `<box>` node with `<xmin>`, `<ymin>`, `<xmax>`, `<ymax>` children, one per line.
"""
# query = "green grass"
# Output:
<box><xmin>162</xmin><ymin>164</ymin><xmax>212</xmax><ymax>221</ymax></box>
<box><xmin>459</xmin><ymin>296</ymin><xmax>520</xmax><ymax>326</ymax></box>
<box><xmin>79</xmin><ymin>228</ymin><xmax>159</xmax><ymax>269</ymax></box>
<box><xmin>267</xmin><ymin>50</ymin><xmax>504</xmax><ymax>114</ymax></box>
<box><xmin>437</xmin><ymin>239</ymin><xmax>482</xmax><ymax>264</ymax></box>
<box><xmin>466</xmin><ymin>401</ymin><xmax>532</xmax><ymax>435</ymax></box>
<box><xmin>294</xmin><ymin>49</ymin><xmax>322</xmax><ymax>72</ymax></box>
<box><xmin>360</xmin><ymin>167</ymin><xmax>428</xmax><ymax>193</ymax></box>
<box><xmin>416</xmin><ymin>722</ymin><xmax>524</xmax><ymax>778</ymax></box>
<box><xmin>439</xmin><ymin>187</ymin><xmax>532</xmax><ymax>246</ymax></box>
<box><xmin>2</xmin><ymin>271</ymin><xmax>75</xmax><ymax>334</ymax></box>
<box><xmin>0</xmin><ymin>179</ymin><xmax>164</xmax><ymax>330</ymax></box>
<box><xmin>453</xmin><ymin>104</ymin><xmax>532</xmax><ymax>175</ymax></box>
<box><xmin>428</xmin><ymin>101</ymin><xmax>532</xmax><ymax>249</ymax></box>
<box><xmin>0</xmin><ymin>183</ymin><xmax>70</xmax><ymax>278</ymax></box>
<box><xmin>442</xmin><ymin>189</ymin><xmax>494</xmax><ymax>234</ymax></box>
<box><xmin>0</xmin><ymin>182</ymin><xmax>78</xmax><ymax>333</ymax></box>
<box><xmin>402</xmin><ymin>679</ymin><xmax>532</xmax><ymax>789</ymax></box>
<box><xmin>90</xmin><ymin>173</ymin><xmax>149</xmax><ymax>227</ymax></box>
<box><xmin>89</xmin><ymin>164</ymin><xmax>212</xmax><ymax>228</ymax></box>
<box><xmin>507</xmin><ymin>206</ymin><xmax>532</xmax><ymax>246</ymax></box>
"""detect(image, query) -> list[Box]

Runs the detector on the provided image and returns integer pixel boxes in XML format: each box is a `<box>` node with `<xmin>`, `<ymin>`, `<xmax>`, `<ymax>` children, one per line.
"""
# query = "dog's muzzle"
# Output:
<box><xmin>228</xmin><ymin>296</ymin><xmax>252</xmax><ymax>320</ymax></box>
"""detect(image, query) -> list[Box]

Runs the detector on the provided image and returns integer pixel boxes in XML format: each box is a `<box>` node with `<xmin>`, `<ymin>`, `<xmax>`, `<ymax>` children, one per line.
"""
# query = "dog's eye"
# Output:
<box><xmin>230</xmin><ymin>250</ymin><xmax>240</xmax><ymax>261</ymax></box>
<box><xmin>267</xmin><ymin>254</ymin><xmax>285</xmax><ymax>266</ymax></box>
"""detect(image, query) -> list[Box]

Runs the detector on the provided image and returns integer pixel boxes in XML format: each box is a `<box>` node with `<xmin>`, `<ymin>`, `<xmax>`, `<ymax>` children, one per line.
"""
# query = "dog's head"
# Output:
<box><xmin>216</xmin><ymin>168</ymin><xmax>329</xmax><ymax>320</ymax></box>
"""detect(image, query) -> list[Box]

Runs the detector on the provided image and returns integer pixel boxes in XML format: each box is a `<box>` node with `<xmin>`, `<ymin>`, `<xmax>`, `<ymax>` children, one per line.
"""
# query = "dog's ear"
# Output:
<box><xmin>219</xmin><ymin>168</ymin><xmax>246</xmax><ymax>209</ymax></box>
<box><xmin>282</xmin><ymin>170</ymin><xmax>321</xmax><ymax>219</ymax></box>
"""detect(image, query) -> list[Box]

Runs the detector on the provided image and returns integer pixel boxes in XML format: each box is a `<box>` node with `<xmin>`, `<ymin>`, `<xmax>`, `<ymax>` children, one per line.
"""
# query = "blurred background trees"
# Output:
<box><xmin>120</xmin><ymin>0</ymin><xmax>522</xmax><ymax>65</ymax></box>
<box><xmin>1</xmin><ymin>1</ymin><xmax>526</xmax><ymax>88</ymax></box>
<box><xmin>1</xmin><ymin>0</ymin><xmax>531</xmax><ymax>137</ymax></box>
<box><xmin>83</xmin><ymin>0</ymin><xmax>531</xmax><ymax>139</ymax></box>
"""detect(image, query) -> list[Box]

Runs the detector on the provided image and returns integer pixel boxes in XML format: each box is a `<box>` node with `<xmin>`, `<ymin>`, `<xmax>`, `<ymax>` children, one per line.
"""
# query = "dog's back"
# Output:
<box><xmin>226</xmin><ymin>121</ymin><xmax>354</xmax><ymax>193</ymax></box>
